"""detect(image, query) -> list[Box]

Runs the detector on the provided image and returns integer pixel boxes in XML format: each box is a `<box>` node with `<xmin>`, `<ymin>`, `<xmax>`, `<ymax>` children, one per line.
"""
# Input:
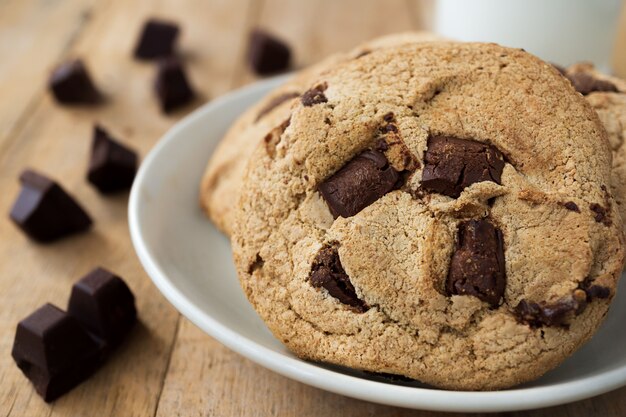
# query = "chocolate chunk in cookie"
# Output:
<box><xmin>421</xmin><ymin>136</ymin><xmax>505</xmax><ymax>198</ymax></box>
<box><xmin>567</xmin><ymin>72</ymin><xmax>618</xmax><ymax>95</ymax></box>
<box><xmin>255</xmin><ymin>92</ymin><xmax>300</xmax><ymax>121</ymax></box>
<box><xmin>562</xmin><ymin>201</ymin><xmax>580</xmax><ymax>212</ymax></box>
<box><xmin>301</xmin><ymin>83</ymin><xmax>328</xmax><ymax>107</ymax></box>
<box><xmin>590</xmin><ymin>203</ymin><xmax>611</xmax><ymax>226</ymax></box>
<box><xmin>515</xmin><ymin>290</ymin><xmax>588</xmax><ymax>328</ymax></box>
<box><xmin>319</xmin><ymin>150</ymin><xmax>400</xmax><ymax>218</ymax></box>
<box><xmin>446</xmin><ymin>219</ymin><xmax>506</xmax><ymax>306</ymax></box>
<box><xmin>310</xmin><ymin>246</ymin><xmax>368</xmax><ymax>312</ymax></box>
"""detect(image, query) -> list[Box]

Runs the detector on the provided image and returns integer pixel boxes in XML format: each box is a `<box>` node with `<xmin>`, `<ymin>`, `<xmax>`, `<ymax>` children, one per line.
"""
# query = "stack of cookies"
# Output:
<box><xmin>199</xmin><ymin>33</ymin><xmax>626</xmax><ymax>390</ymax></box>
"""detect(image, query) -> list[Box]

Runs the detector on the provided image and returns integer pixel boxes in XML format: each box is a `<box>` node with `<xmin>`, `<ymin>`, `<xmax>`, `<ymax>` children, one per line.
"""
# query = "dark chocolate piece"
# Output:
<box><xmin>48</xmin><ymin>59</ymin><xmax>101</xmax><ymax>105</ymax></box>
<box><xmin>68</xmin><ymin>267</ymin><xmax>137</xmax><ymax>347</ymax></box>
<box><xmin>566</xmin><ymin>72</ymin><xmax>618</xmax><ymax>95</ymax></box>
<box><xmin>421</xmin><ymin>136</ymin><xmax>505</xmax><ymax>198</ymax></box>
<box><xmin>590</xmin><ymin>203</ymin><xmax>610</xmax><ymax>225</ymax></box>
<box><xmin>563</xmin><ymin>201</ymin><xmax>580</xmax><ymax>212</ymax></box>
<box><xmin>133</xmin><ymin>19</ymin><xmax>180</xmax><ymax>60</ymax></box>
<box><xmin>11</xmin><ymin>304</ymin><xmax>105</xmax><ymax>402</ymax></box>
<box><xmin>255</xmin><ymin>92</ymin><xmax>300</xmax><ymax>121</ymax></box>
<box><xmin>154</xmin><ymin>56</ymin><xmax>195</xmax><ymax>113</ymax></box>
<box><xmin>310</xmin><ymin>246</ymin><xmax>368</xmax><ymax>312</ymax></box>
<box><xmin>10</xmin><ymin>170</ymin><xmax>92</xmax><ymax>242</ymax></box>
<box><xmin>301</xmin><ymin>83</ymin><xmax>328</xmax><ymax>107</ymax></box>
<box><xmin>87</xmin><ymin>125</ymin><xmax>138</xmax><ymax>193</ymax></box>
<box><xmin>446</xmin><ymin>219</ymin><xmax>506</xmax><ymax>306</ymax></box>
<box><xmin>247</xmin><ymin>29</ymin><xmax>291</xmax><ymax>75</ymax></box>
<box><xmin>318</xmin><ymin>150</ymin><xmax>399</xmax><ymax>218</ymax></box>
<box><xmin>516</xmin><ymin>278</ymin><xmax>611</xmax><ymax>327</ymax></box>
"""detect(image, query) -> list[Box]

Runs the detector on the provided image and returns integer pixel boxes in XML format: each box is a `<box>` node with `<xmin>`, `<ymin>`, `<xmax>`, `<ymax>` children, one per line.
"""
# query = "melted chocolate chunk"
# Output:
<box><xmin>421</xmin><ymin>136</ymin><xmax>505</xmax><ymax>198</ymax></box>
<box><xmin>49</xmin><ymin>59</ymin><xmax>101</xmax><ymax>105</ymax></box>
<box><xmin>301</xmin><ymin>83</ymin><xmax>328</xmax><ymax>107</ymax></box>
<box><xmin>247</xmin><ymin>29</ymin><xmax>291</xmax><ymax>75</ymax></box>
<box><xmin>590</xmin><ymin>203</ymin><xmax>611</xmax><ymax>226</ymax></box>
<box><xmin>567</xmin><ymin>72</ymin><xmax>618</xmax><ymax>95</ymax></box>
<box><xmin>310</xmin><ymin>246</ymin><xmax>368</xmax><ymax>312</ymax></box>
<box><xmin>563</xmin><ymin>201</ymin><xmax>580</xmax><ymax>212</ymax></box>
<box><xmin>133</xmin><ymin>19</ymin><xmax>180</xmax><ymax>60</ymax></box>
<box><xmin>68</xmin><ymin>268</ymin><xmax>137</xmax><ymax>347</ymax></box>
<box><xmin>154</xmin><ymin>56</ymin><xmax>195</xmax><ymax>113</ymax></box>
<box><xmin>10</xmin><ymin>170</ymin><xmax>92</xmax><ymax>242</ymax></box>
<box><xmin>11</xmin><ymin>304</ymin><xmax>105</xmax><ymax>402</ymax></box>
<box><xmin>87</xmin><ymin>125</ymin><xmax>138</xmax><ymax>193</ymax></box>
<box><xmin>446</xmin><ymin>219</ymin><xmax>506</xmax><ymax>306</ymax></box>
<box><xmin>318</xmin><ymin>150</ymin><xmax>400</xmax><ymax>218</ymax></box>
<box><xmin>255</xmin><ymin>92</ymin><xmax>300</xmax><ymax>121</ymax></box>
<box><xmin>516</xmin><ymin>279</ymin><xmax>611</xmax><ymax>327</ymax></box>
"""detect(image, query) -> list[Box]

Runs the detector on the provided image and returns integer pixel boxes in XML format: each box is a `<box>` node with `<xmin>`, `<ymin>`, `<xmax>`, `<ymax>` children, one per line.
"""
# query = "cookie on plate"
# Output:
<box><xmin>232</xmin><ymin>42</ymin><xmax>625</xmax><ymax>390</ymax></box>
<box><xmin>200</xmin><ymin>31</ymin><xmax>442</xmax><ymax>235</ymax></box>
<box><xmin>563</xmin><ymin>63</ymin><xmax>626</xmax><ymax>240</ymax></box>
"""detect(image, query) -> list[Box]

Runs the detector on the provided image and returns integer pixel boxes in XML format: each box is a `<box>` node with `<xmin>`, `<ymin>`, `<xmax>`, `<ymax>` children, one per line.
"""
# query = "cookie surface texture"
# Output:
<box><xmin>232</xmin><ymin>42</ymin><xmax>625</xmax><ymax>390</ymax></box>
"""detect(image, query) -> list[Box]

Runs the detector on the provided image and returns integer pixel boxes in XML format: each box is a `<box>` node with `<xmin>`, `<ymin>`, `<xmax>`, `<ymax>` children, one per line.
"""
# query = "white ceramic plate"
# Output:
<box><xmin>129</xmin><ymin>75</ymin><xmax>626</xmax><ymax>413</ymax></box>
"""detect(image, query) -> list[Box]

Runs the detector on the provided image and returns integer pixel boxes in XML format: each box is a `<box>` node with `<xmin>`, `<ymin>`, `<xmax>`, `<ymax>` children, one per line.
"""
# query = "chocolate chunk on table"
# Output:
<box><xmin>247</xmin><ymin>29</ymin><xmax>291</xmax><ymax>75</ymax></box>
<box><xmin>421</xmin><ymin>136</ymin><xmax>505</xmax><ymax>198</ymax></box>
<box><xmin>11</xmin><ymin>304</ymin><xmax>105</xmax><ymax>402</ymax></box>
<box><xmin>10</xmin><ymin>170</ymin><xmax>92</xmax><ymax>242</ymax></box>
<box><xmin>133</xmin><ymin>18</ymin><xmax>180</xmax><ymax>60</ymax></box>
<box><xmin>48</xmin><ymin>59</ymin><xmax>101</xmax><ymax>105</ymax></box>
<box><xmin>310</xmin><ymin>246</ymin><xmax>368</xmax><ymax>312</ymax></box>
<box><xmin>154</xmin><ymin>56</ymin><xmax>195</xmax><ymax>113</ymax></box>
<box><xmin>319</xmin><ymin>150</ymin><xmax>400</xmax><ymax>218</ymax></box>
<box><xmin>566</xmin><ymin>72</ymin><xmax>618</xmax><ymax>95</ymax></box>
<box><xmin>446</xmin><ymin>219</ymin><xmax>506</xmax><ymax>306</ymax></box>
<box><xmin>68</xmin><ymin>267</ymin><xmax>137</xmax><ymax>347</ymax></box>
<box><xmin>88</xmin><ymin>125</ymin><xmax>138</xmax><ymax>193</ymax></box>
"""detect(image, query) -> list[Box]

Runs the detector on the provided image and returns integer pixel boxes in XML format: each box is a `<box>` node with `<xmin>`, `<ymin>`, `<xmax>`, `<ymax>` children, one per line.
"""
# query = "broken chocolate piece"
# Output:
<box><xmin>421</xmin><ymin>136</ymin><xmax>505</xmax><ymax>198</ymax></box>
<box><xmin>11</xmin><ymin>304</ymin><xmax>105</xmax><ymax>402</ymax></box>
<box><xmin>49</xmin><ymin>59</ymin><xmax>101</xmax><ymax>105</ymax></box>
<box><xmin>247</xmin><ymin>29</ymin><xmax>291</xmax><ymax>75</ymax></box>
<box><xmin>68</xmin><ymin>268</ymin><xmax>137</xmax><ymax>347</ymax></box>
<box><xmin>318</xmin><ymin>150</ymin><xmax>400</xmax><ymax>218</ymax></box>
<box><xmin>10</xmin><ymin>170</ymin><xmax>92</xmax><ymax>242</ymax></box>
<box><xmin>567</xmin><ymin>72</ymin><xmax>618</xmax><ymax>95</ymax></box>
<box><xmin>133</xmin><ymin>18</ymin><xmax>180</xmax><ymax>60</ymax></box>
<box><xmin>255</xmin><ymin>91</ymin><xmax>300</xmax><ymax>121</ymax></box>
<box><xmin>310</xmin><ymin>246</ymin><xmax>368</xmax><ymax>312</ymax></box>
<box><xmin>446</xmin><ymin>219</ymin><xmax>506</xmax><ymax>306</ymax></box>
<box><xmin>154</xmin><ymin>56</ymin><xmax>195</xmax><ymax>113</ymax></box>
<box><xmin>87</xmin><ymin>125</ymin><xmax>138</xmax><ymax>193</ymax></box>
<box><xmin>301</xmin><ymin>83</ymin><xmax>328</xmax><ymax>107</ymax></box>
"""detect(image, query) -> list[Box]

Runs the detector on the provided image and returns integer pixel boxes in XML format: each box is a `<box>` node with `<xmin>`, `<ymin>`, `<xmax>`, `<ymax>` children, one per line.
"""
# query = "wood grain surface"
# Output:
<box><xmin>1</xmin><ymin>1</ymin><xmax>626</xmax><ymax>416</ymax></box>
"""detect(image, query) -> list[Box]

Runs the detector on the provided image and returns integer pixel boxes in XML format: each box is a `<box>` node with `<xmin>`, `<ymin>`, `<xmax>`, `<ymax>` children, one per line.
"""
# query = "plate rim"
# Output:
<box><xmin>128</xmin><ymin>75</ymin><xmax>626</xmax><ymax>413</ymax></box>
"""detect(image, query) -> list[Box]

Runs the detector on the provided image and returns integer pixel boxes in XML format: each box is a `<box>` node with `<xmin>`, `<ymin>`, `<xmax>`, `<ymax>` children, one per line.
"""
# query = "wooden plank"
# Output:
<box><xmin>0</xmin><ymin>0</ymin><xmax>100</xmax><ymax>145</ymax></box>
<box><xmin>0</xmin><ymin>0</ymin><xmax>253</xmax><ymax>414</ymax></box>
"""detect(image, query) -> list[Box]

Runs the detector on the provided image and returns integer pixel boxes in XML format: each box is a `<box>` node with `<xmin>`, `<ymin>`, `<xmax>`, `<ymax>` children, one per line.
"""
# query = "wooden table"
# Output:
<box><xmin>2</xmin><ymin>1</ymin><xmax>626</xmax><ymax>416</ymax></box>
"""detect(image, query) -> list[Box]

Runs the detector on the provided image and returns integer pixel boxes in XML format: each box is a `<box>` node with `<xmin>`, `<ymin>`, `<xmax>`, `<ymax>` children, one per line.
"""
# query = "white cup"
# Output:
<box><xmin>434</xmin><ymin>0</ymin><xmax>622</xmax><ymax>71</ymax></box>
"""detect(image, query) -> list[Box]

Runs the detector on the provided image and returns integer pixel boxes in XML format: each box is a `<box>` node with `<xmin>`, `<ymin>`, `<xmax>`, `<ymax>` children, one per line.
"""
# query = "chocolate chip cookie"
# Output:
<box><xmin>232</xmin><ymin>42</ymin><xmax>625</xmax><ymax>390</ymax></box>
<box><xmin>563</xmin><ymin>63</ymin><xmax>626</xmax><ymax>243</ymax></box>
<box><xmin>200</xmin><ymin>31</ymin><xmax>442</xmax><ymax>235</ymax></box>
